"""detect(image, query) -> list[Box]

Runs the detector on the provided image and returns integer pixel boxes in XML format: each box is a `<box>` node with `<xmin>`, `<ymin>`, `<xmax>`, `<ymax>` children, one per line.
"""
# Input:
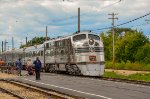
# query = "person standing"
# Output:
<box><xmin>33</xmin><ymin>57</ymin><xmax>41</xmax><ymax>80</ymax></box>
<box><xmin>26</xmin><ymin>59</ymin><xmax>33</xmax><ymax>75</ymax></box>
<box><xmin>16</xmin><ymin>58</ymin><xmax>23</xmax><ymax>76</ymax></box>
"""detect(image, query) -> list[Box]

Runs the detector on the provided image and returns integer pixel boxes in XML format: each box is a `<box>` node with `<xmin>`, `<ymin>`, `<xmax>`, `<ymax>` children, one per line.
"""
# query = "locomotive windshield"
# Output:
<box><xmin>88</xmin><ymin>34</ymin><xmax>100</xmax><ymax>40</ymax></box>
<box><xmin>73</xmin><ymin>34</ymin><xmax>86</xmax><ymax>41</ymax></box>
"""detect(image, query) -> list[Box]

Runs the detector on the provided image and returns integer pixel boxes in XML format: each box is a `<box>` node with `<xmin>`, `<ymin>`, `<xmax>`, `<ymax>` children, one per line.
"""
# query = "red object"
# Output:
<box><xmin>89</xmin><ymin>56</ymin><xmax>96</xmax><ymax>62</ymax></box>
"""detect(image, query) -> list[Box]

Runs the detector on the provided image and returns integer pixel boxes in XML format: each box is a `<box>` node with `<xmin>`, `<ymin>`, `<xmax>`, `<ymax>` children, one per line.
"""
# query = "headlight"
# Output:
<box><xmin>89</xmin><ymin>39</ymin><xmax>94</xmax><ymax>45</ymax></box>
<box><xmin>95</xmin><ymin>42</ymin><xmax>99</xmax><ymax>46</ymax></box>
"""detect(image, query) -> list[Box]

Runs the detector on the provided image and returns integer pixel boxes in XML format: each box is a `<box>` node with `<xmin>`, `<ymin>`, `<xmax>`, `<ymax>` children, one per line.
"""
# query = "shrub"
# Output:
<box><xmin>105</xmin><ymin>61</ymin><xmax>150</xmax><ymax>71</ymax></box>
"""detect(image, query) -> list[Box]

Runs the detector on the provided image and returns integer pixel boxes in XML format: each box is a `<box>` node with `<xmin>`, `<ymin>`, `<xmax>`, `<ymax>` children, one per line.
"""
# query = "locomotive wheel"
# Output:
<box><xmin>71</xmin><ymin>64</ymin><xmax>82</xmax><ymax>75</ymax></box>
<box><xmin>65</xmin><ymin>64</ymin><xmax>73</xmax><ymax>75</ymax></box>
<box><xmin>49</xmin><ymin>65</ymin><xmax>56</xmax><ymax>73</ymax></box>
<box><xmin>45</xmin><ymin>64</ymin><xmax>50</xmax><ymax>72</ymax></box>
<box><xmin>65</xmin><ymin>64</ymin><xmax>82</xmax><ymax>75</ymax></box>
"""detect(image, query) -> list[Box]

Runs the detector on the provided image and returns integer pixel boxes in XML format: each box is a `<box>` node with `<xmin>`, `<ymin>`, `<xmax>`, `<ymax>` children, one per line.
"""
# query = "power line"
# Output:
<box><xmin>91</xmin><ymin>12</ymin><xmax>150</xmax><ymax>32</ymax></box>
<box><xmin>131</xmin><ymin>22</ymin><xmax>150</xmax><ymax>28</ymax></box>
<box><xmin>116</xmin><ymin>12</ymin><xmax>150</xmax><ymax>27</ymax></box>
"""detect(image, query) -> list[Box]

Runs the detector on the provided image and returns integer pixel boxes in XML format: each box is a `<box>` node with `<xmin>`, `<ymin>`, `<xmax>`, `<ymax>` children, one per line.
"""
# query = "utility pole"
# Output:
<box><xmin>26</xmin><ymin>37</ymin><xmax>28</xmax><ymax>45</ymax></box>
<box><xmin>44</xmin><ymin>26</ymin><xmax>48</xmax><ymax>72</ymax></box>
<box><xmin>4</xmin><ymin>40</ymin><xmax>8</xmax><ymax>51</ymax></box>
<box><xmin>45</xmin><ymin>26</ymin><xmax>48</xmax><ymax>41</ymax></box>
<box><xmin>12</xmin><ymin>37</ymin><xmax>14</xmax><ymax>50</ymax></box>
<box><xmin>12</xmin><ymin>37</ymin><xmax>15</xmax><ymax>63</ymax></box>
<box><xmin>20</xmin><ymin>42</ymin><xmax>22</xmax><ymax>47</ymax></box>
<box><xmin>108</xmin><ymin>13</ymin><xmax>118</xmax><ymax>69</ymax></box>
<box><xmin>78</xmin><ymin>7</ymin><xmax>80</xmax><ymax>33</ymax></box>
<box><xmin>2</xmin><ymin>41</ymin><xmax>3</xmax><ymax>52</ymax></box>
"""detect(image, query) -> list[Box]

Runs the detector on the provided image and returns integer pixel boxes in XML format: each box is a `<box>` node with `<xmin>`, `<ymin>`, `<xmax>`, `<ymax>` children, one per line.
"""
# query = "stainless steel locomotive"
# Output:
<box><xmin>0</xmin><ymin>31</ymin><xmax>105</xmax><ymax>76</ymax></box>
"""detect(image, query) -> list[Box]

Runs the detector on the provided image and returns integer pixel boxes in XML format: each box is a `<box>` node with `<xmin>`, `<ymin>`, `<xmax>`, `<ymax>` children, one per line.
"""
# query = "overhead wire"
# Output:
<box><xmin>131</xmin><ymin>22</ymin><xmax>150</xmax><ymax>28</ymax></box>
<box><xmin>91</xmin><ymin>11</ymin><xmax>150</xmax><ymax>32</ymax></box>
<box><xmin>116</xmin><ymin>12</ymin><xmax>150</xmax><ymax>27</ymax></box>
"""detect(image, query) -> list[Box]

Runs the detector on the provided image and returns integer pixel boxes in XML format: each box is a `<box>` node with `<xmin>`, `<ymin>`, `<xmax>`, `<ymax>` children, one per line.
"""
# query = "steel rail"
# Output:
<box><xmin>0</xmin><ymin>85</ymin><xmax>26</xmax><ymax>99</ymax></box>
<box><xmin>0</xmin><ymin>79</ymin><xmax>82</xmax><ymax>99</ymax></box>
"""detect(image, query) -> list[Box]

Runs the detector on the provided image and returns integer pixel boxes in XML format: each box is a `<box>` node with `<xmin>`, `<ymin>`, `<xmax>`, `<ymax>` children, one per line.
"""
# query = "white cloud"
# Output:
<box><xmin>0</xmin><ymin>0</ymin><xmax>150</xmax><ymax>49</ymax></box>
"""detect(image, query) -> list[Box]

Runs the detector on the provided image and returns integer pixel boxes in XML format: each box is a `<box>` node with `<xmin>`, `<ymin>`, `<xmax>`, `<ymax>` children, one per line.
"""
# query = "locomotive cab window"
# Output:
<box><xmin>88</xmin><ymin>34</ymin><xmax>100</xmax><ymax>40</ymax></box>
<box><xmin>73</xmin><ymin>34</ymin><xmax>86</xmax><ymax>41</ymax></box>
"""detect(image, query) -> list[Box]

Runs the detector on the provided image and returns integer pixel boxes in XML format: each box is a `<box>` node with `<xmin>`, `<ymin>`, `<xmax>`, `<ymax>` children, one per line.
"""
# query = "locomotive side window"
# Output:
<box><xmin>38</xmin><ymin>51</ymin><xmax>40</xmax><ymax>56</ymax></box>
<box><xmin>46</xmin><ymin>43</ymin><xmax>49</xmax><ymax>48</ymax></box>
<box><xmin>41</xmin><ymin>51</ymin><xmax>43</xmax><ymax>56</ymax></box>
<box><xmin>88</xmin><ymin>34</ymin><xmax>100</xmax><ymax>40</ymax></box>
<box><xmin>33</xmin><ymin>51</ymin><xmax>36</xmax><ymax>57</ymax></box>
<box><xmin>73</xmin><ymin>34</ymin><xmax>86</xmax><ymax>41</ymax></box>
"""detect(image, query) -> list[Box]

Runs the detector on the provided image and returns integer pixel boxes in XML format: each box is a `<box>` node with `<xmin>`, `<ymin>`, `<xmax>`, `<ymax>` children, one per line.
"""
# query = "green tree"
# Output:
<box><xmin>135</xmin><ymin>43</ymin><xmax>150</xmax><ymax>64</ymax></box>
<box><xmin>100</xmin><ymin>28</ymin><xmax>149</xmax><ymax>63</ymax></box>
<box><xmin>115</xmin><ymin>31</ymin><xmax>149</xmax><ymax>62</ymax></box>
<box><xmin>20</xmin><ymin>36</ymin><xmax>50</xmax><ymax>48</ymax></box>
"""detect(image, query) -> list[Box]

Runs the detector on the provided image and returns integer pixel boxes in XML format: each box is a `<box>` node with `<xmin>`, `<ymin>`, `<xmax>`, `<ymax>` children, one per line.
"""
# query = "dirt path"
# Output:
<box><xmin>105</xmin><ymin>69</ymin><xmax>150</xmax><ymax>76</ymax></box>
<box><xmin>0</xmin><ymin>73</ymin><xmax>17</xmax><ymax>79</ymax></box>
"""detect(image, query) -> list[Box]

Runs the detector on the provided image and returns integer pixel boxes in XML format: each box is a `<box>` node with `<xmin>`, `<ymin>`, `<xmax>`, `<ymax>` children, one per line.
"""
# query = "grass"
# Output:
<box><xmin>105</xmin><ymin>61</ymin><xmax>150</xmax><ymax>71</ymax></box>
<box><xmin>103</xmin><ymin>71</ymin><xmax>150</xmax><ymax>82</ymax></box>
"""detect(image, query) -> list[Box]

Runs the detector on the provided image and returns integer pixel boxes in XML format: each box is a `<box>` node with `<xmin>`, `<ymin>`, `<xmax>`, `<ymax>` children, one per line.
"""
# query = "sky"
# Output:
<box><xmin>0</xmin><ymin>0</ymin><xmax>150</xmax><ymax>49</ymax></box>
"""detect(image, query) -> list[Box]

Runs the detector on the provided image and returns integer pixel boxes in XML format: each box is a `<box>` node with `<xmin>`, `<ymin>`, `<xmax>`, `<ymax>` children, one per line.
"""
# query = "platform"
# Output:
<box><xmin>13</xmin><ymin>71</ymin><xmax>150</xmax><ymax>99</ymax></box>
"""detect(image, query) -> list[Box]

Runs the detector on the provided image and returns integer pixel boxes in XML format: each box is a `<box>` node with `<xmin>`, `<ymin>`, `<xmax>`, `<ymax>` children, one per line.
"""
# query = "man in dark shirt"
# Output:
<box><xmin>16</xmin><ymin>58</ymin><xmax>23</xmax><ymax>76</ymax></box>
<box><xmin>33</xmin><ymin>57</ymin><xmax>41</xmax><ymax>80</ymax></box>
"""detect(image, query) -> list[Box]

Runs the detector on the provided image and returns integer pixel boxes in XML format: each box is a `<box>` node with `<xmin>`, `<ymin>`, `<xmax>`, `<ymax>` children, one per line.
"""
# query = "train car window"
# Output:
<box><xmin>36</xmin><ymin>51</ymin><xmax>38</xmax><ymax>56</ymax></box>
<box><xmin>73</xmin><ymin>34</ymin><xmax>86</xmax><ymax>41</ymax></box>
<box><xmin>46</xmin><ymin>43</ymin><xmax>49</xmax><ymax>48</ymax></box>
<box><xmin>38</xmin><ymin>51</ymin><xmax>40</xmax><ymax>56</ymax></box>
<box><xmin>51</xmin><ymin>42</ymin><xmax>54</xmax><ymax>46</ymax></box>
<box><xmin>49</xmin><ymin>43</ymin><xmax>51</xmax><ymax>47</ymax></box>
<box><xmin>41</xmin><ymin>51</ymin><xmax>43</xmax><ymax>56</ymax></box>
<box><xmin>88</xmin><ymin>34</ymin><xmax>100</xmax><ymax>40</ymax></box>
<box><xmin>50</xmin><ymin>49</ymin><xmax>54</xmax><ymax>56</ymax></box>
<box><xmin>33</xmin><ymin>51</ymin><xmax>35</xmax><ymax>57</ymax></box>
<box><xmin>29</xmin><ymin>52</ymin><xmax>31</xmax><ymax>57</ymax></box>
<box><xmin>61</xmin><ymin>50</ymin><xmax>65</xmax><ymax>55</ymax></box>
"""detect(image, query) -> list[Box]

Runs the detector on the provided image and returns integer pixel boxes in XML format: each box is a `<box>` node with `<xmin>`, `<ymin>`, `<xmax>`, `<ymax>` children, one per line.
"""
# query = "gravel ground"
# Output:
<box><xmin>0</xmin><ymin>82</ymin><xmax>54</xmax><ymax>99</ymax></box>
<box><xmin>0</xmin><ymin>90</ymin><xmax>18</xmax><ymax>99</ymax></box>
<box><xmin>105</xmin><ymin>69</ymin><xmax>150</xmax><ymax>75</ymax></box>
<box><xmin>0</xmin><ymin>73</ymin><xmax>17</xmax><ymax>79</ymax></box>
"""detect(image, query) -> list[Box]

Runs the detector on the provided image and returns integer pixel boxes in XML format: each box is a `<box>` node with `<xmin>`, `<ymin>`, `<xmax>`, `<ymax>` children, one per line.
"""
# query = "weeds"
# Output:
<box><xmin>105</xmin><ymin>61</ymin><xmax>150</xmax><ymax>71</ymax></box>
<box><xmin>103</xmin><ymin>71</ymin><xmax>150</xmax><ymax>82</ymax></box>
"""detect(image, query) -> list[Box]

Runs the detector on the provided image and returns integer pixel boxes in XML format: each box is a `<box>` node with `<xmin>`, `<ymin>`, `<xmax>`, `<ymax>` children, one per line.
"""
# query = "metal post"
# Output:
<box><xmin>108</xmin><ymin>13</ymin><xmax>118</xmax><ymax>69</ymax></box>
<box><xmin>4</xmin><ymin>40</ymin><xmax>8</xmax><ymax>51</ymax></box>
<box><xmin>4</xmin><ymin>40</ymin><xmax>6</xmax><ymax>51</ymax></box>
<box><xmin>26</xmin><ymin>37</ymin><xmax>28</xmax><ymax>45</ymax></box>
<box><xmin>23</xmin><ymin>48</ymin><xmax>26</xmax><ymax>68</ymax></box>
<box><xmin>43</xmin><ymin>45</ymin><xmax>46</xmax><ymax>72</ymax></box>
<box><xmin>78</xmin><ymin>7</ymin><xmax>80</xmax><ymax>33</ymax></box>
<box><xmin>2</xmin><ymin>41</ymin><xmax>3</xmax><ymax>52</ymax></box>
<box><xmin>46</xmin><ymin>26</ymin><xmax>48</xmax><ymax>41</ymax></box>
<box><xmin>12</xmin><ymin>37</ymin><xmax>14</xmax><ymax>50</ymax></box>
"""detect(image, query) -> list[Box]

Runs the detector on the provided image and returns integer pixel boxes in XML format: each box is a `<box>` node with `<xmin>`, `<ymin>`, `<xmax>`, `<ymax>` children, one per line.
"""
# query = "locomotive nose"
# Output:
<box><xmin>89</xmin><ymin>39</ymin><xmax>94</xmax><ymax>45</ymax></box>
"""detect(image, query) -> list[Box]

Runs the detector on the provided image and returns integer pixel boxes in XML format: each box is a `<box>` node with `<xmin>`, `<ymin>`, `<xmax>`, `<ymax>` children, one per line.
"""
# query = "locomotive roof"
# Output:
<box><xmin>44</xmin><ymin>31</ymin><xmax>93</xmax><ymax>44</ymax></box>
<box><xmin>25</xmin><ymin>44</ymin><xmax>44</xmax><ymax>51</ymax></box>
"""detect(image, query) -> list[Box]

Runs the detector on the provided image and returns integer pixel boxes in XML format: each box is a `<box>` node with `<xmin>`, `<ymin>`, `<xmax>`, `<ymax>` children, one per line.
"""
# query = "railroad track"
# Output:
<box><xmin>0</xmin><ymin>79</ymin><xmax>83</xmax><ymax>99</ymax></box>
<box><xmin>0</xmin><ymin>85</ymin><xmax>26</xmax><ymax>99</ymax></box>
